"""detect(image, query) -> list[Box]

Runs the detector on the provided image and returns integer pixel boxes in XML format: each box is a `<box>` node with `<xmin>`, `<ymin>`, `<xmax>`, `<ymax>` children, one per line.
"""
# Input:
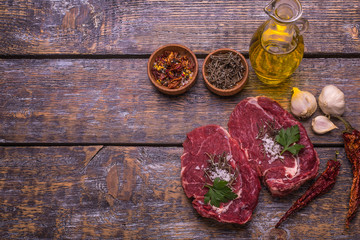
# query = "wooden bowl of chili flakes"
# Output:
<box><xmin>148</xmin><ymin>44</ymin><xmax>198</xmax><ymax>95</ymax></box>
<box><xmin>203</xmin><ymin>48</ymin><xmax>249</xmax><ymax>96</ymax></box>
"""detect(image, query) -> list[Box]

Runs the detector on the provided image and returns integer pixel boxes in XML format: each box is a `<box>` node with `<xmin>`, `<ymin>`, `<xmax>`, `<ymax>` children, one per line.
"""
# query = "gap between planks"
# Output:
<box><xmin>0</xmin><ymin>142</ymin><xmax>344</xmax><ymax>148</ymax></box>
<box><xmin>1</xmin><ymin>53</ymin><xmax>360</xmax><ymax>60</ymax></box>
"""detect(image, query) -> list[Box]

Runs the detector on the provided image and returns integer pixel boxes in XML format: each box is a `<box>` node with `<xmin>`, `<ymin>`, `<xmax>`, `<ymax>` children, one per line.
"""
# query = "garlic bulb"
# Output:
<box><xmin>312</xmin><ymin>116</ymin><xmax>338</xmax><ymax>134</ymax></box>
<box><xmin>290</xmin><ymin>87</ymin><xmax>317</xmax><ymax>118</ymax></box>
<box><xmin>318</xmin><ymin>85</ymin><xmax>345</xmax><ymax>116</ymax></box>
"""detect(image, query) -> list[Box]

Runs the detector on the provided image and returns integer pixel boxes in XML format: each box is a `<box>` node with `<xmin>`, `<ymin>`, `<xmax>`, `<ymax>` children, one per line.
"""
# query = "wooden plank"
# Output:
<box><xmin>0</xmin><ymin>0</ymin><xmax>359</xmax><ymax>55</ymax></box>
<box><xmin>0</xmin><ymin>145</ymin><xmax>104</xmax><ymax>239</ymax></box>
<box><xmin>0</xmin><ymin>146</ymin><xmax>358</xmax><ymax>239</ymax></box>
<box><xmin>1</xmin><ymin>58</ymin><xmax>359</xmax><ymax>145</ymax></box>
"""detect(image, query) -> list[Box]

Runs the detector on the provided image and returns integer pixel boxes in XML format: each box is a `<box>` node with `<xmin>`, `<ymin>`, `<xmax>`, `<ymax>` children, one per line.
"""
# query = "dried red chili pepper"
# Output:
<box><xmin>337</xmin><ymin>116</ymin><xmax>360</xmax><ymax>228</ymax></box>
<box><xmin>275</xmin><ymin>153</ymin><xmax>341</xmax><ymax>228</ymax></box>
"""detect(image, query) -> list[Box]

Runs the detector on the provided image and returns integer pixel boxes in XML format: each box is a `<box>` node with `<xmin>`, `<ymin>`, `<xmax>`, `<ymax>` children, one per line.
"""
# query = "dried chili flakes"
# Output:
<box><xmin>152</xmin><ymin>51</ymin><xmax>194</xmax><ymax>89</ymax></box>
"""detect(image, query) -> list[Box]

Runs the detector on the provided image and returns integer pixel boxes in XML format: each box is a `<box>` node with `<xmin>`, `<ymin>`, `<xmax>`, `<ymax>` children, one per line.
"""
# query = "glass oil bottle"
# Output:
<box><xmin>249</xmin><ymin>0</ymin><xmax>309</xmax><ymax>85</ymax></box>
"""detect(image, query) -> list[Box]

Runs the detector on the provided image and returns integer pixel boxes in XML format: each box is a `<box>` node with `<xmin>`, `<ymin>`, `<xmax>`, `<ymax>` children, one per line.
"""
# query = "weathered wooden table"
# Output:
<box><xmin>1</xmin><ymin>0</ymin><xmax>359</xmax><ymax>239</ymax></box>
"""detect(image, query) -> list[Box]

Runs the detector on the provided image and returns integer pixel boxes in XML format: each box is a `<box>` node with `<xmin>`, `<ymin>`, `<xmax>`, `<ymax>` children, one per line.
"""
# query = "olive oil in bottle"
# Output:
<box><xmin>249</xmin><ymin>0</ymin><xmax>308</xmax><ymax>85</ymax></box>
<box><xmin>249</xmin><ymin>21</ymin><xmax>304</xmax><ymax>85</ymax></box>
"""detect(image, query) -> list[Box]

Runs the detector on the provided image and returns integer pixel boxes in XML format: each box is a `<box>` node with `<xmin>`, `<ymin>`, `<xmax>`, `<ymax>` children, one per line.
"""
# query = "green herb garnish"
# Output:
<box><xmin>275</xmin><ymin>125</ymin><xmax>305</xmax><ymax>155</ymax></box>
<box><xmin>204</xmin><ymin>177</ymin><xmax>237</xmax><ymax>207</ymax></box>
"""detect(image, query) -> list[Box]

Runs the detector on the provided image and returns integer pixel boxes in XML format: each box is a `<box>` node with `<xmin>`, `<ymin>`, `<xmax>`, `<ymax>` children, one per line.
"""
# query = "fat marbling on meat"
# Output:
<box><xmin>228</xmin><ymin>96</ymin><xmax>320</xmax><ymax>197</ymax></box>
<box><xmin>181</xmin><ymin>125</ymin><xmax>261</xmax><ymax>224</ymax></box>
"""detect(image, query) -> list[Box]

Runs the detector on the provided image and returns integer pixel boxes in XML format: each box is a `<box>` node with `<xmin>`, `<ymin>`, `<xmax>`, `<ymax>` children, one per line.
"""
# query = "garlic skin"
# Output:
<box><xmin>312</xmin><ymin>116</ymin><xmax>338</xmax><ymax>134</ymax></box>
<box><xmin>290</xmin><ymin>87</ymin><xmax>317</xmax><ymax>119</ymax></box>
<box><xmin>318</xmin><ymin>85</ymin><xmax>345</xmax><ymax>116</ymax></box>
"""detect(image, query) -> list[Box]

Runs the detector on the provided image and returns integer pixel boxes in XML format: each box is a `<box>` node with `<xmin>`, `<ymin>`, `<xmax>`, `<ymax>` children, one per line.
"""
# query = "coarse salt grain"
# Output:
<box><xmin>261</xmin><ymin>133</ymin><xmax>284</xmax><ymax>164</ymax></box>
<box><xmin>209</xmin><ymin>167</ymin><xmax>232</xmax><ymax>182</ymax></box>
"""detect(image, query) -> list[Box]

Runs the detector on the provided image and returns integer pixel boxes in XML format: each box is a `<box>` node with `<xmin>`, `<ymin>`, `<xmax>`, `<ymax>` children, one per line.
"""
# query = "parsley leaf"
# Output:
<box><xmin>204</xmin><ymin>177</ymin><xmax>237</xmax><ymax>207</ymax></box>
<box><xmin>275</xmin><ymin>125</ymin><xmax>305</xmax><ymax>155</ymax></box>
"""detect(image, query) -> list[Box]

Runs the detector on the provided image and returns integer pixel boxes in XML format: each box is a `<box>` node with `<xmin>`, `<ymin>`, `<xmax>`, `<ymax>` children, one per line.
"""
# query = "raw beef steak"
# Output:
<box><xmin>228</xmin><ymin>96</ymin><xmax>319</xmax><ymax>197</ymax></box>
<box><xmin>181</xmin><ymin>125</ymin><xmax>261</xmax><ymax>224</ymax></box>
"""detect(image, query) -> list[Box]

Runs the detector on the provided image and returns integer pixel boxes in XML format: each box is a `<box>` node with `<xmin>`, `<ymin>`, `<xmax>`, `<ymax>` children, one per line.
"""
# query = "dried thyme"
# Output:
<box><xmin>205</xmin><ymin>52</ymin><xmax>245</xmax><ymax>90</ymax></box>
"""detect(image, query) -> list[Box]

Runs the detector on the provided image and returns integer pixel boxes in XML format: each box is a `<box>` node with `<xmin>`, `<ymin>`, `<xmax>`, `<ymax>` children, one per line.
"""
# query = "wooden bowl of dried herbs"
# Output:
<box><xmin>202</xmin><ymin>48</ymin><xmax>249</xmax><ymax>96</ymax></box>
<box><xmin>148</xmin><ymin>44</ymin><xmax>198</xmax><ymax>95</ymax></box>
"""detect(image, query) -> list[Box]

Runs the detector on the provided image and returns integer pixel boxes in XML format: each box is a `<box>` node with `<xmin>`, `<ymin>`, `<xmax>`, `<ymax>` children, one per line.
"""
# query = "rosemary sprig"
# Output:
<box><xmin>256</xmin><ymin>119</ymin><xmax>278</xmax><ymax>139</ymax></box>
<box><xmin>204</xmin><ymin>152</ymin><xmax>238</xmax><ymax>186</ymax></box>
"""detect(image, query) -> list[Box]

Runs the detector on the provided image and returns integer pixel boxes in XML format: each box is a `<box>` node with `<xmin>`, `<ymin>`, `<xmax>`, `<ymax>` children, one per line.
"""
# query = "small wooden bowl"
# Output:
<box><xmin>147</xmin><ymin>44</ymin><xmax>198</xmax><ymax>95</ymax></box>
<box><xmin>202</xmin><ymin>48</ymin><xmax>249</xmax><ymax>96</ymax></box>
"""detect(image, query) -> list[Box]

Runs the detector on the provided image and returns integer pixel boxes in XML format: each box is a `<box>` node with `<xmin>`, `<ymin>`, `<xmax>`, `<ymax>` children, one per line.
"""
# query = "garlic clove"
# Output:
<box><xmin>290</xmin><ymin>87</ymin><xmax>317</xmax><ymax>119</ymax></box>
<box><xmin>318</xmin><ymin>85</ymin><xmax>345</xmax><ymax>116</ymax></box>
<box><xmin>312</xmin><ymin>115</ymin><xmax>338</xmax><ymax>134</ymax></box>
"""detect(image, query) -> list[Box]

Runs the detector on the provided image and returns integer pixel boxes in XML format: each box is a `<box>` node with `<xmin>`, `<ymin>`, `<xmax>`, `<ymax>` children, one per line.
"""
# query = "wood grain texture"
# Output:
<box><xmin>0</xmin><ymin>146</ymin><xmax>359</xmax><ymax>239</ymax></box>
<box><xmin>0</xmin><ymin>145</ymin><xmax>103</xmax><ymax>238</ymax></box>
<box><xmin>0</xmin><ymin>57</ymin><xmax>359</xmax><ymax>145</ymax></box>
<box><xmin>1</xmin><ymin>1</ymin><xmax>359</xmax><ymax>240</ymax></box>
<box><xmin>0</xmin><ymin>0</ymin><xmax>359</xmax><ymax>55</ymax></box>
